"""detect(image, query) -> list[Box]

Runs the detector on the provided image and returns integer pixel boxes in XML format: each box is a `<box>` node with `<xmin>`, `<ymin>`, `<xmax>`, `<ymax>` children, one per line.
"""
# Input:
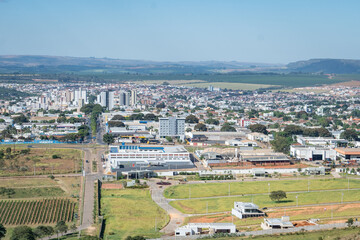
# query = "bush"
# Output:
<box><xmin>52</xmin><ymin>154</ymin><xmax>61</xmax><ymax>159</ymax></box>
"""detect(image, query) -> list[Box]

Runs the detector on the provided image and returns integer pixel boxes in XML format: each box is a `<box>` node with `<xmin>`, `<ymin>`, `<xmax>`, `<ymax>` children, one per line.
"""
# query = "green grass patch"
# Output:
<box><xmin>0</xmin><ymin>186</ymin><xmax>65</xmax><ymax>199</ymax></box>
<box><xmin>170</xmin><ymin>189</ymin><xmax>360</xmax><ymax>214</ymax></box>
<box><xmin>101</xmin><ymin>188</ymin><xmax>169</xmax><ymax>240</ymax></box>
<box><xmin>164</xmin><ymin>178</ymin><xmax>359</xmax><ymax>199</ymax></box>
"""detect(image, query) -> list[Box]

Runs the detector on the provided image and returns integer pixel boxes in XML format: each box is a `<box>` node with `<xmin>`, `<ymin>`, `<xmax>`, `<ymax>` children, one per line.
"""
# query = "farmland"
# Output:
<box><xmin>0</xmin><ymin>147</ymin><xmax>82</xmax><ymax>176</ymax></box>
<box><xmin>164</xmin><ymin>178</ymin><xmax>360</xmax><ymax>199</ymax></box>
<box><xmin>0</xmin><ymin>198</ymin><xmax>76</xmax><ymax>225</ymax></box>
<box><xmin>101</xmin><ymin>188</ymin><xmax>169</xmax><ymax>239</ymax></box>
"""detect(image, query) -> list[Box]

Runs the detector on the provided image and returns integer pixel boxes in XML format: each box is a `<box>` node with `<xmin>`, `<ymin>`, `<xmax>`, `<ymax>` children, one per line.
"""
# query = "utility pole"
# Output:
<box><xmin>308</xmin><ymin>178</ymin><xmax>310</xmax><ymax>192</ymax></box>
<box><xmin>341</xmin><ymin>192</ymin><xmax>344</xmax><ymax>203</ymax></box>
<box><xmin>206</xmin><ymin>201</ymin><xmax>208</xmax><ymax>214</ymax></box>
<box><xmin>296</xmin><ymin>195</ymin><xmax>298</xmax><ymax>207</ymax></box>
<box><xmin>228</xmin><ymin>183</ymin><xmax>230</xmax><ymax>196</ymax></box>
<box><xmin>189</xmin><ymin>186</ymin><xmax>191</xmax><ymax>199</ymax></box>
<box><xmin>268</xmin><ymin>183</ymin><xmax>270</xmax><ymax>194</ymax></box>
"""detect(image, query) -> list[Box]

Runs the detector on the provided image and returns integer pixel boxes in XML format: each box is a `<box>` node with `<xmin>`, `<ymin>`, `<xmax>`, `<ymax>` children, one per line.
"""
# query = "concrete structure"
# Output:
<box><xmin>175</xmin><ymin>223</ymin><xmax>236</xmax><ymax>236</ymax></box>
<box><xmin>290</xmin><ymin>145</ymin><xmax>336</xmax><ymax>161</ymax></box>
<box><xmin>261</xmin><ymin>216</ymin><xmax>294</xmax><ymax>230</ymax></box>
<box><xmin>108</xmin><ymin>144</ymin><xmax>192</xmax><ymax>169</ymax></box>
<box><xmin>159</xmin><ymin>117</ymin><xmax>185</xmax><ymax>139</ymax></box>
<box><xmin>247</xmin><ymin>132</ymin><xmax>273</xmax><ymax>143</ymax></box>
<box><xmin>296</xmin><ymin>136</ymin><xmax>347</xmax><ymax>148</ymax></box>
<box><xmin>97</xmin><ymin>91</ymin><xmax>115</xmax><ymax>110</ymax></box>
<box><xmin>232</xmin><ymin>202</ymin><xmax>265</xmax><ymax>219</ymax></box>
<box><xmin>119</xmin><ymin>91</ymin><xmax>130</xmax><ymax>106</ymax></box>
<box><xmin>130</xmin><ymin>90</ymin><xmax>137</xmax><ymax>106</ymax></box>
<box><xmin>225</xmin><ymin>139</ymin><xmax>258</xmax><ymax>147</ymax></box>
<box><xmin>336</xmin><ymin>148</ymin><xmax>360</xmax><ymax>163</ymax></box>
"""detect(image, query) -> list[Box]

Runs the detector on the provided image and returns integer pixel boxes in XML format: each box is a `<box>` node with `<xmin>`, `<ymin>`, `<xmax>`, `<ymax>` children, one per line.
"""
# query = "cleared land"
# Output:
<box><xmin>0</xmin><ymin>198</ymin><xmax>76</xmax><ymax>225</ymax></box>
<box><xmin>0</xmin><ymin>147</ymin><xmax>82</xmax><ymax>176</ymax></box>
<box><xmin>164</xmin><ymin>178</ymin><xmax>360</xmax><ymax>199</ymax></box>
<box><xmin>0</xmin><ymin>176</ymin><xmax>81</xmax><ymax>199</ymax></box>
<box><xmin>187</xmin><ymin>203</ymin><xmax>360</xmax><ymax>229</ymax></box>
<box><xmin>170</xmin><ymin>189</ymin><xmax>360</xmax><ymax>214</ymax></box>
<box><xmin>101</xmin><ymin>188</ymin><xmax>169</xmax><ymax>240</ymax></box>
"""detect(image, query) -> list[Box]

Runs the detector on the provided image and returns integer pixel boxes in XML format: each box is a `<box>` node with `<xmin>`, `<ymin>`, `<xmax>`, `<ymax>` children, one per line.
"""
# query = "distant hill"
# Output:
<box><xmin>287</xmin><ymin>59</ymin><xmax>360</xmax><ymax>74</ymax></box>
<box><xmin>0</xmin><ymin>55</ymin><xmax>282</xmax><ymax>74</ymax></box>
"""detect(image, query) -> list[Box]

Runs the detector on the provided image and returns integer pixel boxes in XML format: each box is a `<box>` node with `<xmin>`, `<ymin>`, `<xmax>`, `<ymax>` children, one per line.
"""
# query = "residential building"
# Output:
<box><xmin>159</xmin><ymin>117</ymin><xmax>185</xmax><ymax>139</ymax></box>
<box><xmin>175</xmin><ymin>223</ymin><xmax>236</xmax><ymax>236</ymax></box>
<box><xmin>232</xmin><ymin>202</ymin><xmax>265</xmax><ymax>219</ymax></box>
<box><xmin>261</xmin><ymin>216</ymin><xmax>294</xmax><ymax>230</ymax></box>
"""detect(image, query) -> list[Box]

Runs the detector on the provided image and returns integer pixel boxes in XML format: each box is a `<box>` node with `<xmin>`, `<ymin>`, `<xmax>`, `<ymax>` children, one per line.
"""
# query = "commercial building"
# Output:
<box><xmin>290</xmin><ymin>145</ymin><xmax>336</xmax><ymax>161</ymax></box>
<box><xmin>175</xmin><ymin>223</ymin><xmax>236</xmax><ymax>236</ymax></box>
<box><xmin>336</xmin><ymin>148</ymin><xmax>360</xmax><ymax>163</ymax></box>
<box><xmin>159</xmin><ymin>117</ymin><xmax>185</xmax><ymax>139</ymax></box>
<box><xmin>296</xmin><ymin>136</ymin><xmax>348</xmax><ymax>148</ymax></box>
<box><xmin>108</xmin><ymin>144</ymin><xmax>192</xmax><ymax>169</ymax></box>
<box><xmin>232</xmin><ymin>202</ymin><xmax>265</xmax><ymax>219</ymax></box>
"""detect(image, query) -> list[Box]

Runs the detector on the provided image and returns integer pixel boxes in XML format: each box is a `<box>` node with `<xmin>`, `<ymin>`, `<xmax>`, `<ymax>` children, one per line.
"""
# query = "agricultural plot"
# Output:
<box><xmin>0</xmin><ymin>147</ymin><xmax>82</xmax><ymax>176</ymax></box>
<box><xmin>0</xmin><ymin>198</ymin><xmax>76</xmax><ymax>225</ymax></box>
<box><xmin>164</xmin><ymin>178</ymin><xmax>360</xmax><ymax>199</ymax></box>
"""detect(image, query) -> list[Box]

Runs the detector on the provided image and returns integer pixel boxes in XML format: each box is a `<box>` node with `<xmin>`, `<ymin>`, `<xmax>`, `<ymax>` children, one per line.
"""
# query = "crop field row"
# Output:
<box><xmin>0</xmin><ymin>198</ymin><xmax>76</xmax><ymax>225</ymax></box>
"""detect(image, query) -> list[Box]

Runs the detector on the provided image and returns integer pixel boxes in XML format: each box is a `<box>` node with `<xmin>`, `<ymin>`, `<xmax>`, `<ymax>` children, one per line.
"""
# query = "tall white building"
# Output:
<box><xmin>97</xmin><ymin>91</ymin><xmax>115</xmax><ymax>110</ymax></box>
<box><xmin>131</xmin><ymin>90</ymin><xmax>137</xmax><ymax>106</ymax></box>
<box><xmin>74</xmin><ymin>88</ymin><xmax>87</xmax><ymax>106</ymax></box>
<box><xmin>159</xmin><ymin>117</ymin><xmax>185</xmax><ymax>139</ymax></box>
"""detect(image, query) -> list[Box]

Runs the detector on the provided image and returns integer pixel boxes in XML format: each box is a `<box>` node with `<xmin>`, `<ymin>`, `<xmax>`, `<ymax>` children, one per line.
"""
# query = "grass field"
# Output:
<box><xmin>183</xmin><ymin>82</ymin><xmax>278</xmax><ymax>90</ymax></box>
<box><xmin>164</xmin><ymin>178</ymin><xmax>360</xmax><ymax>199</ymax></box>
<box><xmin>169</xmin><ymin>189</ymin><xmax>360</xmax><ymax>214</ymax></box>
<box><xmin>0</xmin><ymin>147</ymin><xmax>82</xmax><ymax>176</ymax></box>
<box><xmin>101</xmin><ymin>188</ymin><xmax>169</xmax><ymax>239</ymax></box>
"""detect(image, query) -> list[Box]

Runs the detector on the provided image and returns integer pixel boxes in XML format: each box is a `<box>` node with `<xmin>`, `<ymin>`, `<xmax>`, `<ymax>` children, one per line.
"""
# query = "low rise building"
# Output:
<box><xmin>232</xmin><ymin>202</ymin><xmax>265</xmax><ymax>219</ymax></box>
<box><xmin>290</xmin><ymin>145</ymin><xmax>336</xmax><ymax>161</ymax></box>
<box><xmin>175</xmin><ymin>223</ymin><xmax>236</xmax><ymax>236</ymax></box>
<box><xmin>261</xmin><ymin>216</ymin><xmax>294</xmax><ymax>230</ymax></box>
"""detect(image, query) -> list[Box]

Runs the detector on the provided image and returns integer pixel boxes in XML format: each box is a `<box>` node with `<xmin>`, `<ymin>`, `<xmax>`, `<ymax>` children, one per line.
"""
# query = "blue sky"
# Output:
<box><xmin>0</xmin><ymin>0</ymin><xmax>359</xmax><ymax>63</ymax></box>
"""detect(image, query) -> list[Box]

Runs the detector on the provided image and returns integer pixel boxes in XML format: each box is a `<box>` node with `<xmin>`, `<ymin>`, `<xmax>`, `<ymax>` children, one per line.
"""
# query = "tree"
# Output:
<box><xmin>108</xmin><ymin>121</ymin><xmax>125</xmax><ymax>128</ymax></box>
<box><xmin>341</xmin><ymin>129</ymin><xmax>358</xmax><ymax>141</ymax></box>
<box><xmin>55</xmin><ymin>221</ymin><xmax>68</xmax><ymax>234</ymax></box>
<box><xmin>194</xmin><ymin>123</ymin><xmax>207</xmax><ymax>131</ymax></box>
<box><xmin>111</xmin><ymin>115</ymin><xmax>125</xmax><ymax>121</ymax></box>
<box><xmin>220</xmin><ymin>124</ymin><xmax>236</xmax><ymax>132</ymax></box>
<box><xmin>103</xmin><ymin>133</ymin><xmax>115</xmax><ymax>145</ymax></box>
<box><xmin>11</xmin><ymin>226</ymin><xmax>35</xmax><ymax>240</ymax></box>
<box><xmin>271</xmin><ymin>135</ymin><xmax>292</xmax><ymax>154</ymax></box>
<box><xmin>283</xmin><ymin>125</ymin><xmax>303</xmax><ymax>136</ymax></box>
<box><xmin>346</xmin><ymin>218</ymin><xmax>354</xmax><ymax>227</ymax></box>
<box><xmin>269</xmin><ymin>190</ymin><xmax>287</xmax><ymax>202</ymax></box>
<box><xmin>33</xmin><ymin>226</ymin><xmax>54</xmax><ymax>238</ymax></box>
<box><xmin>12</xmin><ymin>114</ymin><xmax>29</xmax><ymax>124</ymax></box>
<box><xmin>156</xmin><ymin>102</ymin><xmax>166</xmax><ymax>109</ymax></box>
<box><xmin>144</xmin><ymin>113</ymin><xmax>157</xmax><ymax>121</ymax></box>
<box><xmin>205</xmin><ymin>118</ymin><xmax>219</xmax><ymax>125</ymax></box>
<box><xmin>249</xmin><ymin>124</ymin><xmax>268</xmax><ymax>135</ymax></box>
<box><xmin>0</xmin><ymin>223</ymin><xmax>6</xmax><ymax>239</ymax></box>
<box><xmin>185</xmin><ymin>115</ymin><xmax>199</xmax><ymax>123</ymax></box>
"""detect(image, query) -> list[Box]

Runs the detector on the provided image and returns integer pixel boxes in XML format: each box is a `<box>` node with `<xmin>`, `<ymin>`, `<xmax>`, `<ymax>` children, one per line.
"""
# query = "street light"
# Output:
<box><xmin>296</xmin><ymin>195</ymin><xmax>298</xmax><ymax>207</ymax></box>
<box><xmin>341</xmin><ymin>192</ymin><xmax>344</xmax><ymax>203</ymax></box>
<box><xmin>268</xmin><ymin>183</ymin><xmax>270</xmax><ymax>194</ymax></box>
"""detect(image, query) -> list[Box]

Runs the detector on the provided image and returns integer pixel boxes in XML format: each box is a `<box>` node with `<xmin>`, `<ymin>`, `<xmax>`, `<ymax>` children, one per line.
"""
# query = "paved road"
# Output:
<box><xmin>148</xmin><ymin>180</ymin><xmax>187</xmax><ymax>235</ymax></box>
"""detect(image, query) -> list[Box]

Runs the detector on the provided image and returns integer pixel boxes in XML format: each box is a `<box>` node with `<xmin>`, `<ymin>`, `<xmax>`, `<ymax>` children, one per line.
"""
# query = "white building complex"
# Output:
<box><xmin>290</xmin><ymin>145</ymin><xmax>337</xmax><ymax>161</ymax></box>
<box><xmin>159</xmin><ymin>117</ymin><xmax>185</xmax><ymax>139</ymax></box>
<box><xmin>175</xmin><ymin>223</ymin><xmax>236</xmax><ymax>236</ymax></box>
<box><xmin>108</xmin><ymin>144</ymin><xmax>192</xmax><ymax>169</ymax></box>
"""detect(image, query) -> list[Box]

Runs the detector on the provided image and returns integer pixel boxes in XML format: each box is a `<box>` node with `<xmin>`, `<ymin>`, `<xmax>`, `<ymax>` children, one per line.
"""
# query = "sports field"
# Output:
<box><xmin>164</xmin><ymin>178</ymin><xmax>359</xmax><ymax>199</ymax></box>
<box><xmin>101</xmin><ymin>188</ymin><xmax>169</xmax><ymax>240</ymax></box>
